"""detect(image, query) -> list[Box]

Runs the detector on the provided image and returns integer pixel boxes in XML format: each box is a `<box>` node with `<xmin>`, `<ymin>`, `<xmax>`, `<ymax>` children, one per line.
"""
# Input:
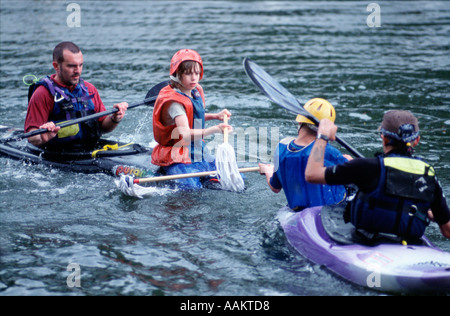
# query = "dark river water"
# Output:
<box><xmin>0</xmin><ymin>1</ymin><xmax>449</xmax><ymax>297</ymax></box>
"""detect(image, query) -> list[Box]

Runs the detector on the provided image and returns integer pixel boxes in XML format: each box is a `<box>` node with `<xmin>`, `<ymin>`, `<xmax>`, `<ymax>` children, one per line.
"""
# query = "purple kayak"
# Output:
<box><xmin>278</xmin><ymin>205</ymin><xmax>450</xmax><ymax>294</ymax></box>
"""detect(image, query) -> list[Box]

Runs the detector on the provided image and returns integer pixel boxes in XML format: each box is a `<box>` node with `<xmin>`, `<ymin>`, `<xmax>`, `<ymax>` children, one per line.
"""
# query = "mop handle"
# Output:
<box><xmin>224</xmin><ymin>115</ymin><xmax>229</xmax><ymax>144</ymax></box>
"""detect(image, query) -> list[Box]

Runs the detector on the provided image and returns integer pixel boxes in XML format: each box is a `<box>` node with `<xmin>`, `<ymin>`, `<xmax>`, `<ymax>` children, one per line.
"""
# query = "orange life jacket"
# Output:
<box><xmin>151</xmin><ymin>84</ymin><xmax>205</xmax><ymax>166</ymax></box>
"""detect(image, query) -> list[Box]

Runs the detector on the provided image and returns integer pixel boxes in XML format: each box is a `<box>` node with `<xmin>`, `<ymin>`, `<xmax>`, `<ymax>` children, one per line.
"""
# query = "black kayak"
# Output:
<box><xmin>0</xmin><ymin>126</ymin><xmax>157</xmax><ymax>178</ymax></box>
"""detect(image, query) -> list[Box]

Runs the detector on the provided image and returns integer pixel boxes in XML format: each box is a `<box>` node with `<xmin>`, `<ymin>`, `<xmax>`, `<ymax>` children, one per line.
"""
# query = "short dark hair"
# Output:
<box><xmin>53</xmin><ymin>42</ymin><xmax>81</xmax><ymax>63</ymax></box>
<box><xmin>169</xmin><ymin>60</ymin><xmax>201</xmax><ymax>88</ymax></box>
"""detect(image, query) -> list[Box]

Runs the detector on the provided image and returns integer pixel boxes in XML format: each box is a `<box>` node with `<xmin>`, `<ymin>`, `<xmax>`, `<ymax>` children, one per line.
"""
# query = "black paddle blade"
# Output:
<box><xmin>243</xmin><ymin>58</ymin><xmax>364</xmax><ymax>158</ymax></box>
<box><xmin>145</xmin><ymin>80</ymin><xmax>169</xmax><ymax>106</ymax></box>
<box><xmin>243</xmin><ymin>58</ymin><xmax>318</xmax><ymax>125</ymax></box>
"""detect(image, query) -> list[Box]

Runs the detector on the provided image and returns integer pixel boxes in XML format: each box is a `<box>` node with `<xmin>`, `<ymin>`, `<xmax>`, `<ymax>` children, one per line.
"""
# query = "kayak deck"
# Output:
<box><xmin>278</xmin><ymin>206</ymin><xmax>450</xmax><ymax>294</ymax></box>
<box><xmin>0</xmin><ymin>127</ymin><xmax>156</xmax><ymax>177</ymax></box>
<box><xmin>0</xmin><ymin>127</ymin><xmax>222</xmax><ymax>190</ymax></box>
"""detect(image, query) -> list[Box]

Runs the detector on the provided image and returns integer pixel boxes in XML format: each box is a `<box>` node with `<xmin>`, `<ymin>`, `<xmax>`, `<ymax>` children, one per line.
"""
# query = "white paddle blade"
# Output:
<box><xmin>115</xmin><ymin>175</ymin><xmax>176</xmax><ymax>198</ymax></box>
<box><xmin>215</xmin><ymin>143</ymin><xmax>245</xmax><ymax>192</ymax></box>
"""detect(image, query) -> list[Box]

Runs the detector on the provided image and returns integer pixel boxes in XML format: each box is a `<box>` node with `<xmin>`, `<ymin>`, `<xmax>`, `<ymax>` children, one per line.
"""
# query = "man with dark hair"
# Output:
<box><xmin>305</xmin><ymin>110</ymin><xmax>450</xmax><ymax>240</ymax></box>
<box><xmin>52</xmin><ymin>41</ymin><xmax>80</xmax><ymax>64</ymax></box>
<box><xmin>25</xmin><ymin>41</ymin><xmax>128</xmax><ymax>149</ymax></box>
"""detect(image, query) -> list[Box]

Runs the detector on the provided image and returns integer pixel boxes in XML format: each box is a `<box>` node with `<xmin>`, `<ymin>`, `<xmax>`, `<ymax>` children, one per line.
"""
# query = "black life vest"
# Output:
<box><xmin>350</xmin><ymin>154</ymin><xmax>436</xmax><ymax>239</ymax></box>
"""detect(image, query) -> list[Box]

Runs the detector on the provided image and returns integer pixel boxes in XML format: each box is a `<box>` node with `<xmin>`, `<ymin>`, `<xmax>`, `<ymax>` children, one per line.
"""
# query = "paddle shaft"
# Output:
<box><xmin>19</xmin><ymin>96</ymin><xmax>156</xmax><ymax>139</ymax></box>
<box><xmin>134</xmin><ymin>166</ymin><xmax>260</xmax><ymax>184</ymax></box>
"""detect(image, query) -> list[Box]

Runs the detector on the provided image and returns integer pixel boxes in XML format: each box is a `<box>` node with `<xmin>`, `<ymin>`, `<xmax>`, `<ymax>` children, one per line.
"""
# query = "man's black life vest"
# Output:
<box><xmin>28</xmin><ymin>76</ymin><xmax>102</xmax><ymax>149</ymax></box>
<box><xmin>350</xmin><ymin>154</ymin><xmax>436</xmax><ymax>239</ymax></box>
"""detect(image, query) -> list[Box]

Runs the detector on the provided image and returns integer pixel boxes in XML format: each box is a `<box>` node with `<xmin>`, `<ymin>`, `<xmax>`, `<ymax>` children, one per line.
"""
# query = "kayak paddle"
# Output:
<box><xmin>1</xmin><ymin>80</ymin><xmax>168</xmax><ymax>144</ymax></box>
<box><xmin>243</xmin><ymin>58</ymin><xmax>364</xmax><ymax>158</ymax></box>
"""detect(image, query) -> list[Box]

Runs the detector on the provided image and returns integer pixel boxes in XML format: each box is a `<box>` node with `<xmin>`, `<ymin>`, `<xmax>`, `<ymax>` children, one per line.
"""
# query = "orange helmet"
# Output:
<box><xmin>170</xmin><ymin>49</ymin><xmax>203</xmax><ymax>80</ymax></box>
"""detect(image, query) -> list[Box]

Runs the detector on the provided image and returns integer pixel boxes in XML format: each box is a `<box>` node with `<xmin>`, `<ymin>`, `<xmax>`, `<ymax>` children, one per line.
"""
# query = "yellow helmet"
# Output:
<box><xmin>296</xmin><ymin>98</ymin><xmax>336</xmax><ymax>125</ymax></box>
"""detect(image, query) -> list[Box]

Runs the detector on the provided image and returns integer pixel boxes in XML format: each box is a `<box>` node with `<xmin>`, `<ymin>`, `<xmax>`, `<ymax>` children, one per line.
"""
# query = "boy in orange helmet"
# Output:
<box><xmin>152</xmin><ymin>49</ymin><xmax>231</xmax><ymax>189</ymax></box>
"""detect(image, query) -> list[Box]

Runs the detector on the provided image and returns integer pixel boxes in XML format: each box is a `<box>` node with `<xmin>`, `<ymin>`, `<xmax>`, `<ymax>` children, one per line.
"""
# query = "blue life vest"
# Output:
<box><xmin>350</xmin><ymin>154</ymin><xmax>436</xmax><ymax>239</ymax></box>
<box><xmin>176</xmin><ymin>88</ymin><xmax>212</xmax><ymax>163</ymax></box>
<box><xmin>271</xmin><ymin>138</ymin><xmax>348</xmax><ymax>210</ymax></box>
<box><xmin>30</xmin><ymin>76</ymin><xmax>101</xmax><ymax>148</ymax></box>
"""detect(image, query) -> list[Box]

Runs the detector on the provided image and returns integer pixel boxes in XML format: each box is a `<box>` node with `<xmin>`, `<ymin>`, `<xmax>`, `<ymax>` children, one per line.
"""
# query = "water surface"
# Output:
<box><xmin>0</xmin><ymin>1</ymin><xmax>449</xmax><ymax>296</ymax></box>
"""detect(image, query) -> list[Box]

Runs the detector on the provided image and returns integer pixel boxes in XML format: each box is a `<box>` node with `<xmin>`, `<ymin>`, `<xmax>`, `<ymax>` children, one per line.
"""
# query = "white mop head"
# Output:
<box><xmin>115</xmin><ymin>175</ymin><xmax>176</xmax><ymax>199</ymax></box>
<box><xmin>215</xmin><ymin>142</ymin><xmax>245</xmax><ymax>192</ymax></box>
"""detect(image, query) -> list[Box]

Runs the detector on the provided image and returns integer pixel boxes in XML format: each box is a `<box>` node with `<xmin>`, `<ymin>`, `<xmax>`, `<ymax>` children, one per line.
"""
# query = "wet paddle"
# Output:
<box><xmin>1</xmin><ymin>80</ymin><xmax>168</xmax><ymax>144</ymax></box>
<box><xmin>243</xmin><ymin>58</ymin><xmax>364</xmax><ymax>158</ymax></box>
